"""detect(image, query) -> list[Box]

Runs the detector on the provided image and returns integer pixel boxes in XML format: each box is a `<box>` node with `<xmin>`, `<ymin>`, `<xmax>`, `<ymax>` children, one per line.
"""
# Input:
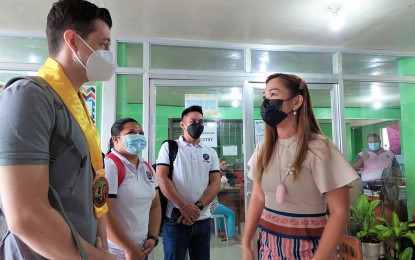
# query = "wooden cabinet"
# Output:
<box><xmin>217</xmin><ymin>185</ymin><xmax>245</xmax><ymax>234</ymax></box>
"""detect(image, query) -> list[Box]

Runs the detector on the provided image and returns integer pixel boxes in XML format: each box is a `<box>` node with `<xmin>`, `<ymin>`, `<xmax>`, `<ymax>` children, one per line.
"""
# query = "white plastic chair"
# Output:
<box><xmin>211</xmin><ymin>214</ymin><xmax>228</xmax><ymax>241</ymax></box>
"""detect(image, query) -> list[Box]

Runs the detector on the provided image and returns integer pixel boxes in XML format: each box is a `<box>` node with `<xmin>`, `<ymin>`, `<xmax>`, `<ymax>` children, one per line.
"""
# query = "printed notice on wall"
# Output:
<box><xmin>185</xmin><ymin>94</ymin><xmax>218</xmax><ymax>115</ymax></box>
<box><xmin>200</xmin><ymin>122</ymin><xmax>218</xmax><ymax>147</ymax></box>
<box><xmin>223</xmin><ymin>145</ymin><xmax>238</xmax><ymax>156</ymax></box>
<box><xmin>254</xmin><ymin>120</ymin><xmax>264</xmax><ymax>145</ymax></box>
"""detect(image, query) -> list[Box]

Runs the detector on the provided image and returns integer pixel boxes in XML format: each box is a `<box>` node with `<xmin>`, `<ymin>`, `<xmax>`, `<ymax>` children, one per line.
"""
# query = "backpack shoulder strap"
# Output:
<box><xmin>106</xmin><ymin>153</ymin><xmax>126</xmax><ymax>188</ymax></box>
<box><xmin>162</xmin><ymin>140</ymin><xmax>178</xmax><ymax>180</ymax></box>
<box><xmin>5</xmin><ymin>76</ymin><xmax>82</xmax><ymax>166</ymax></box>
<box><xmin>144</xmin><ymin>161</ymin><xmax>154</xmax><ymax>175</ymax></box>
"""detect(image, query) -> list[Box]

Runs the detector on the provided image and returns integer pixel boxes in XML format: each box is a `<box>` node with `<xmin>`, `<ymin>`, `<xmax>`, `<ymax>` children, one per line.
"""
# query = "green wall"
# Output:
<box><xmin>95</xmin><ymin>82</ymin><xmax>102</xmax><ymax>134</ymax></box>
<box><xmin>399</xmin><ymin>57</ymin><xmax>415</xmax><ymax>220</ymax></box>
<box><xmin>115</xmin><ymin>102</ymin><xmax>401</xmax><ymax>164</ymax></box>
<box><xmin>115</xmin><ymin>102</ymin><xmax>404</xmax><ymax>166</ymax></box>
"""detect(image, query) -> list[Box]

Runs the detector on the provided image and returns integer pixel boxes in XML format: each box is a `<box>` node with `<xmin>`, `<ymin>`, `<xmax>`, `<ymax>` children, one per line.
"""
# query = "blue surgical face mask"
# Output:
<box><xmin>368</xmin><ymin>142</ymin><xmax>380</xmax><ymax>151</ymax></box>
<box><xmin>123</xmin><ymin>134</ymin><xmax>147</xmax><ymax>155</ymax></box>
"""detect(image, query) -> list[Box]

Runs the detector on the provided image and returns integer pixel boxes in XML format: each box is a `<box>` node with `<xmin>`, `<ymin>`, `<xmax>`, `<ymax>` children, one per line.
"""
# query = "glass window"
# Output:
<box><xmin>116</xmin><ymin>75</ymin><xmax>143</xmax><ymax>122</ymax></box>
<box><xmin>345</xmin><ymin>80</ymin><xmax>414</xmax><ymax>223</ymax></box>
<box><xmin>251</xmin><ymin>50</ymin><xmax>333</xmax><ymax>73</ymax></box>
<box><xmin>343</xmin><ymin>54</ymin><xmax>415</xmax><ymax>76</ymax></box>
<box><xmin>0</xmin><ymin>36</ymin><xmax>48</xmax><ymax>64</ymax></box>
<box><xmin>253</xmin><ymin>85</ymin><xmax>333</xmax><ymax>142</ymax></box>
<box><xmin>117</xmin><ymin>42</ymin><xmax>143</xmax><ymax>67</ymax></box>
<box><xmin>0</xmin><ymin>70</ymin><xmax>36</xmax><ymax>85</ymax></box>
<box><xmin>151</xmin><ymin>45</ymin><xmax>244</xmax><ymax>71</ymax></box>
<box><xmin>0</xmin><ymin>70</ymin><xmax>102</xmax><ymax>134</ymax></box>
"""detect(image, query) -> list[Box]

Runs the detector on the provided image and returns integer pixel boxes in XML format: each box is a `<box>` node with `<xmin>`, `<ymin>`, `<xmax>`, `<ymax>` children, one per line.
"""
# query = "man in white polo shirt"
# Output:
<box><xmin>156</xmin><ymin>105</ymin><xmax>220</xmax><ymax>260</ymax></box>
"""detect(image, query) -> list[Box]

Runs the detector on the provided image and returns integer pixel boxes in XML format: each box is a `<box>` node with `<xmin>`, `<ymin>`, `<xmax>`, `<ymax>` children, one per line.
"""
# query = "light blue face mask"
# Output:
<box><xmin>123</xmin><ymin>134</ymin><xmax>147</xmax><ymax>155</ymax></box>
<box><xmin>368</xmin><ymin>142</ymin><xmax>380</xmax><ymax>151</ymax></box>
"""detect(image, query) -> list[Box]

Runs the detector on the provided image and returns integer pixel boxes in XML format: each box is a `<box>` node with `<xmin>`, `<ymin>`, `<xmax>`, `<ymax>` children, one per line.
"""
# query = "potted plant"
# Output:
<box><xmin>350</xmin><ymin>194</ymin><xmax>386</xmax><ymax>259</ymax></box>
<box><xmin>374</xmin><ymin>211</ymin><xmax>415</xmax><ymax>260</ymax></box>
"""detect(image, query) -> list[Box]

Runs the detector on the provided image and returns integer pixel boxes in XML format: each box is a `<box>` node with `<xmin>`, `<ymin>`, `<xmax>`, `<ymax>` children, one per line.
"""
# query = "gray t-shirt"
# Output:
<box><xmin>0</xmin><ymin>79</ymin><xmax>98</xmax><ymax>259</ymax></box>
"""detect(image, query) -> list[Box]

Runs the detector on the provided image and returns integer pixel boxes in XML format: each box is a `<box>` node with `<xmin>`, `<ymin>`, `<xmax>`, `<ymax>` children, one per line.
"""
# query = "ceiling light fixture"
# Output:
<box><xmin>373</xmin><ymin>101</ymin><xmax>382</xmax><ymax>109</ymax></box>
<box><xmin>328</xmin><ymin>4</ymin><xmax>344</xmax><ymax>31</ymax></box>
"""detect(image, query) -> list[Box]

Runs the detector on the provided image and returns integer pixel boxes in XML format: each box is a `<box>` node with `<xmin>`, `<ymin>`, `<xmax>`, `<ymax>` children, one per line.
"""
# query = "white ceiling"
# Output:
<box><xmin>0</xmin><ymin>0</ymin><xmax>410</xmax><ymax>130</ymax></box>
<box><xmin>1</xmin><ymin>0</ymin><xmax>414</xmax><ymax>52</ymax></box>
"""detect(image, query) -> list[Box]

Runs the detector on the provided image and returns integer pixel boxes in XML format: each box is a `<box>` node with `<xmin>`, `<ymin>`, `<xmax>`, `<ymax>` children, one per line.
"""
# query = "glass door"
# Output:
<box><xmin>245</xmin><ymin>82</ymin><xmax>336</xmax><ymax>231</ymax></box>
<box><xmin>149</xmin><ymin>79</ymin><xmax>246</xmax><ymax>259</ymax></box>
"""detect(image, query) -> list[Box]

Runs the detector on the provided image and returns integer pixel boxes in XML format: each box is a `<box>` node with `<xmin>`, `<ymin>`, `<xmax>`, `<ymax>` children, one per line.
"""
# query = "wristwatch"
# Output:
<box><xmin>195</xmin><ymin>200</ymin><xmax>204</xmax><ymax>210</ymax></box>
<box><xmin>147</xmin><ymin>235</ymin><xmax>159</xmax><ymax>247</ymax></box>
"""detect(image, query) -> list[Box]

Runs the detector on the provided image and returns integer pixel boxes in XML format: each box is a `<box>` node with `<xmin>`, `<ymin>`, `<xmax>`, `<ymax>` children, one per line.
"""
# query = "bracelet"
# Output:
<box><xmin>179</xmin><ymin>202</ymin><xmax>188</xmax><ymax>210</ymax></box>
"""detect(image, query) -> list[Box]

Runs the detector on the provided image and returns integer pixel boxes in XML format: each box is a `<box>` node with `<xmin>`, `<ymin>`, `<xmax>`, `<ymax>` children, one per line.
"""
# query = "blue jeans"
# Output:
<box><xmin>212</xmin><ymin>204</ymin><xmax>236</xmax><ymax>238</ymax></box>
<box><xmin>162</xmin><ymin>217</ymin><xmax>211</xmax><ymax>260</ymax></box>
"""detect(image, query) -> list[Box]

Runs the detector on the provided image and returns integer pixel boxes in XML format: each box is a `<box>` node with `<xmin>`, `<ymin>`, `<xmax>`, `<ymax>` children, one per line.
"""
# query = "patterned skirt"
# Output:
<box><xmin>258</xmin><ymin>207</ymin><xmax>337</xmax><ymax>260</ymax></box>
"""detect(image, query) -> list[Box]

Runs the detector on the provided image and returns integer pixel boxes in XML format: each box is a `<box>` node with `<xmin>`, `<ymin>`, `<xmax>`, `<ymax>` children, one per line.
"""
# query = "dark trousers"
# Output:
<box><xmin>162</xmin><ymin>217</ymin><xmax>211</xmax><ymax>260</ymax></box>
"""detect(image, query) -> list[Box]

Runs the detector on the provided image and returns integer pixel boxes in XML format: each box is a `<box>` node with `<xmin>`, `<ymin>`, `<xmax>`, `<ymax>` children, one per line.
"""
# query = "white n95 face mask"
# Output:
<box><xmin>72</xmin><ymin>34</ymin><xmax>117</xmax><ymax>82</ymax></box>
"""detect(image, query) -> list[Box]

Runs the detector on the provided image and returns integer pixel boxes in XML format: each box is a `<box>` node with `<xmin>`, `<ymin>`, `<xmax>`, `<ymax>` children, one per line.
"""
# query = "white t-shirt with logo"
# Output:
<box><xmin>156</xmin><ymin>136</ymin><xmax>220</xmax><ymax>220</ymax></box>
<box><xmin>104</xmin><ymin>149</ymin><xmax>157</xmax><ymax>257</ymax></box>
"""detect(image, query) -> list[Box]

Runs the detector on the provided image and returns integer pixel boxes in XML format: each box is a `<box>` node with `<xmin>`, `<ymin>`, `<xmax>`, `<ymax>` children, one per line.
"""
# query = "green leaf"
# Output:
<box><xmin>355</xmin><ymin>195</ymin><xmax>370</xmax><ymax>216</ymax></box>
<box><xmin>402</xmin><ymin>232</ymin><xmax>415</xmax><ymax>246</ymax></box>
<box><xmin>368</xmin><ymin>199</ymin><xmax>380</xmax><ymax>212</ymax></box>
<box><xmin>362</xmin><ymin>222</ymin><xmax>369</xmax><ymax>232</ymax></box>
<box><xmin>376</xmin><ymin>217</ymin><xmax>388</xmax><ymax>224</ymax></box>
<box><xmin>378</xmin><ymin>229</ymin><xmax>393</xmax><ymax>242</ymax></box>
<box><xmin>392</xmin><ymin>212</ymin><xmax>400</xmax><ymax>229</ymax></box>
<box><xmin>407</xmin><ymin>222</ymin><xmax>415</xmax><ymax>228</ymax></box>
<box><xmin>356</xmin><ymin>231</ymin><xmax>367</xmax><ymax>239</ymax></box>
<box><xmin>393</xmin><ymin>227</ymin><xmax>400</xmax><ymax>237</ymax></box>
<box><xmin>395</xmin><ymin>240</ymin><xmax>401</xmax><ymax>252</ymax></box>
<box><xmin>398</xmin><ymin>247</ymin><xmax>413</xmax><ymax>260</ymax></box>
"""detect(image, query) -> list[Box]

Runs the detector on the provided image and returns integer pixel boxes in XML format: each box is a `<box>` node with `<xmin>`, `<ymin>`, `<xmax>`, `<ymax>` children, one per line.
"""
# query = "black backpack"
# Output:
<box><xmin>158</xmin><ymin>140</ymin><xmax>178</xmax><ymax>234</ymax></box>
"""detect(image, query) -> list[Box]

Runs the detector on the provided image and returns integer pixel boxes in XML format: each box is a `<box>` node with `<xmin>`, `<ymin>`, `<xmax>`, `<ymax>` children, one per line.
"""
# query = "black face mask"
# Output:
<box><xmin>261</xmin><ymin>98</ymin><xmax>293</xmax><ymax>127</ymax></box>
<box><xmin>186</xmin><ymin>122</ymin><xmax>204</xmax><ymax>139</ymax></box>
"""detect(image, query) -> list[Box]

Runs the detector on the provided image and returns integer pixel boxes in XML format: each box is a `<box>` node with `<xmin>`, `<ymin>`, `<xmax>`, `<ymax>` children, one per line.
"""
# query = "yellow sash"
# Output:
<box><xmin>38</xmin><ymin>58</ymin><xmax>108</xmax><ymax>218</ymax></box>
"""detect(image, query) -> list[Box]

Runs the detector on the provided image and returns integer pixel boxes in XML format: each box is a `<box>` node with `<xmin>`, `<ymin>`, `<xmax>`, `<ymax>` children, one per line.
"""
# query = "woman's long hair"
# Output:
<box><xmin>256</xmin><ymin>73</ymin><xmax>326</xmax><ymax>183</ymax></box>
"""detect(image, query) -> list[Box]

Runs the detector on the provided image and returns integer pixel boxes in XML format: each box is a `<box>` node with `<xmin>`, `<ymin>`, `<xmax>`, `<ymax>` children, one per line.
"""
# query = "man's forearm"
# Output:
<box><xmin>159</xmin><ymin>179</ymin><xmax>187</xmax><ymax>208</ymax></box>
<box><xmin>97</xmin><ymin>215</ymin><xmax>108</xmax><ymax>250</ymax></box>
<box><xmin>352</xmin><ymin>158</ymin><xmax>363</xmax><ymax>170</ymax></box>
<box><xmin>198</xmin><ymin>181</ymin><xmax>220</xmax><ymax>206</ymax></box>
<box><xmin>9</xmin><ymin>205</ymin><xmax>104</xmax><ymax>260</ymax></box>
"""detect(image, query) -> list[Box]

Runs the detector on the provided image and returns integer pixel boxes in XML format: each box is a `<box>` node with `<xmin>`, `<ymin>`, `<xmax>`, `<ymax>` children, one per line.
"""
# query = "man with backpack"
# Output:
<box><xmin>0</xmin><ymin>0</ymin><xmax>116</xmax><ymax>259</ymax></box>
<box><xmin>156</xmin><ymin>105</ymin><xmax>221</xmax><ymax>260</ymax></box>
